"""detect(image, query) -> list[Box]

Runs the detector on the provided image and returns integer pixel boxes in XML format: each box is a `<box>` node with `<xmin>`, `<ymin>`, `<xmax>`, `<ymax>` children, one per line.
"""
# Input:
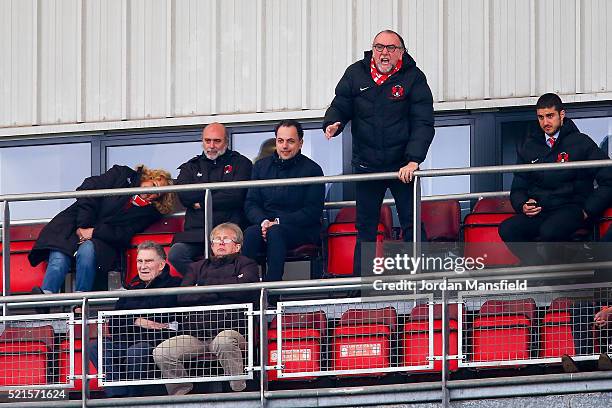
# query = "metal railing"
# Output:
<box><xmin>1</xmin><ymin>159</ymin><xmax>612</xmax><ymax>407</ymax></box>
<box><xmin>0</xmin><ymin>269</ymin><xmax>610</xmax><ymax>406</ymax></box>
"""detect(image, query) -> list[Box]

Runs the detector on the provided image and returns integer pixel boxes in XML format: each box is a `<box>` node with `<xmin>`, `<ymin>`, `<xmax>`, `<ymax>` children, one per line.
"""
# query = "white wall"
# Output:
<box><xmin>1</xmin><ymin>0</ymin><xmax>612</xmax><ymax>136</ymax></box>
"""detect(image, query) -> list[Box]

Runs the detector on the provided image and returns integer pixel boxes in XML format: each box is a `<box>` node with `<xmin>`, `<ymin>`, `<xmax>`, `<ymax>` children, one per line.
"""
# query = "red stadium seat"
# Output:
<box><xmin>333</xmin><ymin>205</ymin><xmax>394</xmax><ymax>239</ymax></box>
<box><xmin>463</xmin><ymin>197</ymin><xmax>519</xmax><ymax>266</ymax></box>
<box><xmin>0</xmin><ymin>224</ymin><xmax>47</xmax><ymax>294</ymax></box>
<box><xmin>0</xmin><ymin>325</ymin><xmax>54</xmax><ymax>386</ymax></box>
<box><xmin>472</xmin><ymin>197</ymin><xmax>514</xmax><ymax>213</ymax></box>
<box><xmin>326</xmin><ymin>204</ymin><xmax>392</xmax><ymax>277</ymax></box>
<box><xmin>326</xmin><ymin>222</ymin><xmax>385</xmax><ymax>276</ymax></box>
<box><xmin>540</xmin><ymin>298</ymin><xmax>575</xmax><ymax>359</ymax></box>
<box><xmin>598</xmin><ymin>207</ymin><xmax>612</xmax><ymax>238</ymax></box>
<box><xmin>268</xmin><ymin>311</ymin><xmax>327</xmax><ymax>381</ymax></box>
<box><xmin>471</xmin><ymin>299</ymin><xmax>535</xmax><ymax>366</ymax></box>
<box><xmin>403</xmin><ymin>304</ymin><xmax>459</xmax><ymax>372</ymax></box>
<box><xmin>421</xmin><ymin>200</ymin><xmax>461</xmax><ymax>242</ymax></box>
<box><xmin>124</xmin><ymin>216</ymin><xmax>185</xmax><ymax>287</ymax></box>
<box><xmin>332</xmin><ymin>307</ymin><xmax>397</xmax><ymax>375</ymax></box>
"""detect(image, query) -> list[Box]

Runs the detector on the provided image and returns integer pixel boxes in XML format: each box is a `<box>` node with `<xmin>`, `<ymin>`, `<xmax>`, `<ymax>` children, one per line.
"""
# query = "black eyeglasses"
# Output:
<box><xmin>372</xmin><ymin>43</ymin><xmax>403</xmax><ymax>53</ymax></box>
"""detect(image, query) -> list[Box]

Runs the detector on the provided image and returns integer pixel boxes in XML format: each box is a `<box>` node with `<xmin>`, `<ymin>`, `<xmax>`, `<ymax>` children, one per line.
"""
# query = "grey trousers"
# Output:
<box><xmin>152</xmin><ymin>330</ymin><xmax>247</xmax><ymax>395</ymax></box>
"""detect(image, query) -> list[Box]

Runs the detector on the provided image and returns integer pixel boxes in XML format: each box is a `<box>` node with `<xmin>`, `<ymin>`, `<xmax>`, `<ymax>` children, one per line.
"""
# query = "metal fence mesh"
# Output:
<box><xmin>459</xmin><ymin>284</ymin><xmax>612</xmax><ymax>368</ymax></box>
<box><xmin>98</xmin><ymin>304</ymin><xmax>253</xmax><ymax>387</ymax></box>
<box><xmin>0</xmin><ymin>282</ymin><xmax>610</xmax><ymax>394</ymax></box>
<box><xmin>0</xmin><ymin>313</ymin><xmax>73</xmax><ymax>389</ymax></box>
<box><xmin>273</xmin><ymin>295</ymin><xmax>435</xmax><ymax>379</ymax></box>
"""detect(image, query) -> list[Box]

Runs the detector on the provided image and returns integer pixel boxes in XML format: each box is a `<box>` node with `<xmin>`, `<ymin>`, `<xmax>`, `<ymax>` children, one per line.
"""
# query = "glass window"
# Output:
<box><xmin>106</xmin><ymin>142</ymin><xmax>202</xmax><ymax>178</ymax></box>
<box><xmin>573</xmin><ymin>117</ymin><xmax>612</xmax><ymax>155</ymax></box>
<box><xmin>0</xmin><ymin>143</ymin><xmax>91</xmax><ymax>221</ymax></box>
<box><xmin>232</xmin><ymin>128</ymin><xmax>344</xmax><ymax>202</ymax></box>
<box><xmin>231</xmin><ymin>129</ymin><xmax>343</xmax><ymax>176</ymax></box>
<box><xmin>420</xmin><ymin>125</ymin><xmax>471</xmax><ymax>196</ymax></box>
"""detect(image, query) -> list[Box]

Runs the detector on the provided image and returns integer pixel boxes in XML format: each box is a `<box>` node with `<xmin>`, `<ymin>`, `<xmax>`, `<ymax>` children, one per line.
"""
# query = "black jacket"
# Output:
<box><xmin>173</xmin><ymin>149</ymin><xmax>252</xmax><ymax>244</ymax></box>
<box><xmin>29</xmin><ymin>165</ymin><xmax>164</xmax><ymax>277</ymax></box>
<box><xmin>510</xmin><ymin>118</ymin><xmax>612</xmax><ymax>217</ymax></box>
<box><xmin>109</xmin><ymin>264</ymin><xmax>181</xmax><ymax>346</ymax></box>
<box><xmin>177</xmin><ymin>253</ymin><xmax>259</xmax><ymax>340</ymax></box>
<box><xmin>244</xmin><ymin>152</ymin><xmax>325</xmax><ymax>242</ymax></box>
<box><xmin>323</xmin><ymin>50</ymin><xmax>435</xmax><ymax>172</ymax></box>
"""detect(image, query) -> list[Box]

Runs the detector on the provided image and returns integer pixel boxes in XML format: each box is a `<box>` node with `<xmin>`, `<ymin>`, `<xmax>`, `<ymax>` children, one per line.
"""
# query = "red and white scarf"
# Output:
<box><xmin>127</xmin><ymin>194</ymin><xmax>151</xmax><ymax>208</ymax></box>
<box><xmin>370</xmin><ymin>57</ymin><xmax>402</xmax><ymax>85</ymax></box>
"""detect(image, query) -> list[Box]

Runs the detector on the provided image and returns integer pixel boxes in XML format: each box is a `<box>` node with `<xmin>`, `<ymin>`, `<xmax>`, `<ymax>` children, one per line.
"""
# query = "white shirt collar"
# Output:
<box><xmin>545</xmin><ymin>130</ymin><xmax>560</xmax><ymax>141</ymax></box>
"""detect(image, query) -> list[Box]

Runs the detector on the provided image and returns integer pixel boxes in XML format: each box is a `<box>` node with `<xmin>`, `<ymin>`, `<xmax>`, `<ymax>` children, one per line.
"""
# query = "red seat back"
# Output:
<box><xmin>269</xmin><ymin>311</ymin><xmax>327</xmax><ymax>332</ymax></box>
<box><xmin>410</xmin><ymin>303</ymin><xmax>459</xmax><ymax>321</ymax></box>
<box><xmin>478</xmin><ymin>299</ymin><xmax>536</xmax><ymax>322</ymax></box>
<box><xmin>334</xmin><ymin>205</ymin><xmax>393</xmax><ymax>239</ymax></box>
<box><xmin>0</xmin><ymin>224</ymin><xmax>47</xmax><ymax>293</ymax></box>
<box><xmin>599</xmin><ymin>207</ymin><xmax>612</xmax><ymax>238</ymax></box>
<box><xmin>125</xmin><ymin>215</ymin><xmax>185</xmax><ymax>287</ymax></box>
<box><xmin>421</xmin><ymin>200</ymin><xmax>461</xmax><ymax>241</ymax></box>
<box><xmin>338</xmin><ymin>307</ymin><xmax>397</xmax><ymax>331</ymax></box>
<box><xmin>472</xmin><ymin>197</ymin><xmax>514</xmax><ymax>213</ymax></box>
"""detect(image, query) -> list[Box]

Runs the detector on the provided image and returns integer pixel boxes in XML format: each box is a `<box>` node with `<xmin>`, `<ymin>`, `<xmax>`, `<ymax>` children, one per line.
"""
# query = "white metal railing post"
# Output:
<box><xmin>204</xmin><ymin>189</ymin><xmax>212</xmax><ymax>259</ymax></box>
<box><xmin>81</xmin><ymin>298</ymin><xmax>90</xmax><ymax>407</ymax></box>
<box><xmin>2</xmin><ymin>201</ymin><xmax>10</xmax><ymax>316</ymax></box>
<box><xmin>441</xmin><ymin>278</ymin><xmax>450</xmax><ymax>407</ymax></box>
<box><xmin>259</xmin><ymin>288</ymin><xmax>269</xmax><ymax>407</ymax></box>
<box><xmin>412</xmin><ymin>176</ymin><xmax>422</xmax><ymax>276</ymax></box>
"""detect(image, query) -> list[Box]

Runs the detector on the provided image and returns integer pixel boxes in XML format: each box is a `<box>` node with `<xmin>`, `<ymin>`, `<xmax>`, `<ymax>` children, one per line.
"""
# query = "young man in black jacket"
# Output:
<box><xmin>242</xmin><ymin>119</ymin><xmax>325</xmax><ymax>282</ymax></box>
<box><xmin>499</xmin><ymin>93</ymin><xmax>612</xmax><ymax>264</ymax></box>
<box><xmin>169</xmin><ymin>123</ymin><xmax>252</xmax><ymax>276</ymax></box>
<box><xmin>323</xmin><ymin>29</ymin><xmax>435</xmax><ymax>275</ymax></box>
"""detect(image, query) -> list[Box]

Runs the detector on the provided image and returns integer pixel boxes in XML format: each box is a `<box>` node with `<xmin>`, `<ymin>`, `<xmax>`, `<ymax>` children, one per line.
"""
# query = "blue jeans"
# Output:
<box><xmin>89</xmin><ymin>338</ymin><xmax>153</xmax><ymax>397</ymax></box>
<box><xmin>41</xmin><ymin>241</ymin><xmax>96</xmax><ymax>293</ymax></box>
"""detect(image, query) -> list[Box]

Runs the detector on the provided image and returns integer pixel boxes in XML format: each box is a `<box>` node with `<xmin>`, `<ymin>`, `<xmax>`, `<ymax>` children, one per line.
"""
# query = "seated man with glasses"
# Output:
<box><xmin>323</xmin><ymin>29</ymin><xmax>434</xmax><ymax>275</ymax></box>
<box><xmin>153</xmin><ymin>223</ymin><xmax>259</xmax><ymax>395</ymax></box>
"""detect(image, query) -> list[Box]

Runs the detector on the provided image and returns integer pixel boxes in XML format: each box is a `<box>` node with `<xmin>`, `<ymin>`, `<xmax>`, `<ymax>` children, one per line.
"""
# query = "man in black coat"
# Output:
<box><xmin>89</xmin><ymin>240</ymin><xmax>181</xmax><ymax>397</ymax></box>
<box><xmin>242</xmin><ymin>119</ymin><xmax>325</xmax><ymax>281</ymax></box>
<box><xmin>29</xmin><ymin>165</ymin><xmax>175</xmax><ymax>293</ymax></box>
<box><xmin>323</xmin><ymin>29</ymin><xmax>435</xmax><ymax>275</ymax></box>
<box><xmin>499</xmin><ymin>93</ymin><xmax>612</xmax><ymax>264</ymax></box>
<box><xmin>169</xmin><ymin>122</ymin><xmax>252</xmax><ymax>276</ymax></box>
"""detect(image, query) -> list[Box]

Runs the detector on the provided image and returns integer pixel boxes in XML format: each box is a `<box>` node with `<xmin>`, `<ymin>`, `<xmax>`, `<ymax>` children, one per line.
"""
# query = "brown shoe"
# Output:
<box><xmin>598</xmin><ymin>353</ymin><xmax>612</xmax><ymax>371</ymax></box>
<box><xmin>561</xmin><ymin>354</ymin><xmax>579</xmax><ymax>373</ymax></box>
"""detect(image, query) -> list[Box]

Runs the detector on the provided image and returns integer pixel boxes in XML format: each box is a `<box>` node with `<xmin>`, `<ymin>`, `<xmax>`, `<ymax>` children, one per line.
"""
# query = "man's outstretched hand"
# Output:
<box><xmin>324</xmin><ymin>122</ymin><xmax>341</xmax><ymax>140</ymax></box>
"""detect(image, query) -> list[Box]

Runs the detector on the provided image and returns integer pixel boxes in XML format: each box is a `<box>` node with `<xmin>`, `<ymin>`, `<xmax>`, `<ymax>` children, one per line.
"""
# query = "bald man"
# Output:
<box><xmin>169</xmin><ymin>123</ymin><xmax>252</xmax><ymax>276</ymax></box>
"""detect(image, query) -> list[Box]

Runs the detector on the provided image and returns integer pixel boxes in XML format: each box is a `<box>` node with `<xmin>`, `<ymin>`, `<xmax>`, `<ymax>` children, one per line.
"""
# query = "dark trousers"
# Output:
<box><xmin>89</xmin><ymin>339</ymin><xmax>153</xmax><ymax>397</ymax></box>
<box><xmin>570</xmin><ymin>301</ymin><xmax>611</xmax><ymax>355</ymax></box>
<box><xmin>168</xmin><ymin>243</ymin><xmax>204</xmax><ymax>277</ymax></box>
<box><xmin>353</xmin><ymin>177</ymin><xmax>424</xmax><ymax>275</ymax></box>
<box><xmin>242</xmin><ymin>223</ymin><xmax>316</xmax><ymax>282</ymax></box>
<box><xmin>498</xmin><ymin>204</ymin><xmax>585</xmax><ymax>264</ymax></box>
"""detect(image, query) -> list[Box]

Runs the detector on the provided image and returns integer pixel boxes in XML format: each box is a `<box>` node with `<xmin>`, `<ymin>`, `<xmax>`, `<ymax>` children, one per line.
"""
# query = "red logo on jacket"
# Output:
<box><xmin>390</xmin><ymin>85</ymin><xmax>404</xmax><ymax>99</ymax></box>
<box><xmin>557</xmin><ymin>152</ymin><xmax>569</xmax><ymax>163</ymax></box>
<box><xmin>224</xmin><ymin>164</ymin><xmax>233</xmax><ymax>174</ymax></box>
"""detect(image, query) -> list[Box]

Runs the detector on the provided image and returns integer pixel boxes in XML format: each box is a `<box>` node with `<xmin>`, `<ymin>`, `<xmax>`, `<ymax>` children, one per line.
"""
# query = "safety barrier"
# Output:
<box><xmin>1</xmin><ymin>160</ymin><xmax>612</xmax><ymax>407</ymax></box>
<box><xmin>458</xmin><ymin>283</ymin><xmax>612</xmax><ymax>368</ymax></box>
<box><xmin>0</xmin><ymin>313</ymin><xmax>74</xmax><ymax>389</ymax></box>
<box><xmin>98</xmin><ymin>303</ymin><xmax>255</xmax><ymax>388</ymax></box>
